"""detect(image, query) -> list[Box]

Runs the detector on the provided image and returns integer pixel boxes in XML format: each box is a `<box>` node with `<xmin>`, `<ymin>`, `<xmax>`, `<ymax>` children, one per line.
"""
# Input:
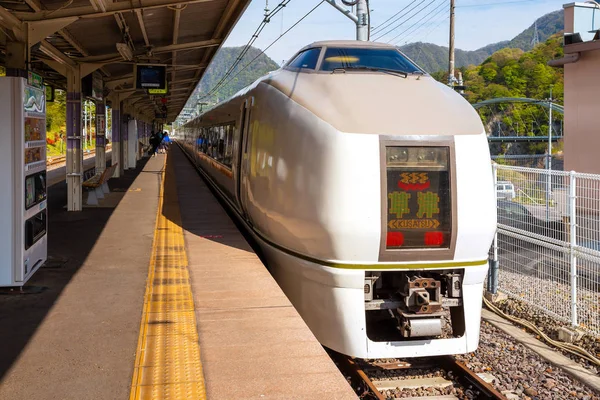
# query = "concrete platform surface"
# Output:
<box><xmin>0</xmin><ymin>155</ymin><xmax>160</xmax><ymax>399</ymax></box>
<box><xmin>171</xmin><ymin>145</ymin><xmax>357</xmax><ymax>400</ymax></box>
<box><xmin>0</xmin><ymin>147</ymin><xmax>357</xmax><ymax>400</ymax></box>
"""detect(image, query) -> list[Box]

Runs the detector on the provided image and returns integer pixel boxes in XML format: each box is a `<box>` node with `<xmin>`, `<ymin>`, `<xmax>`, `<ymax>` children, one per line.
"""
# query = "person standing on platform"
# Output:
<box><xmin>161</xmin><ymin>132</ymin><xmax>170</xmax><ymax>153</ymax></box>
<box><xmin>149</xmin><ymin>131</ymin><xmax>163</xmax><ymax>157</ymax></box>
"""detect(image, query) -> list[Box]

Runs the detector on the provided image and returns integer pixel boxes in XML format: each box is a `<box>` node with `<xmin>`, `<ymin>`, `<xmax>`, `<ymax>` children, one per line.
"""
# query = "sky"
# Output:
<box><xmin>222</xmin><ymin>0</ymin><xmax>567</xmax><ymax>65</ymax></box>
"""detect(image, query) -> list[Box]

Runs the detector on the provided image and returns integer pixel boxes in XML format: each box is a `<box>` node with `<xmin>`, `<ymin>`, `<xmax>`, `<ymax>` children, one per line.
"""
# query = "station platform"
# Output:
<box><xmin>0</xmin><ymin>146</ymin><xmax>356</xmax><ymax>399</ymax></box>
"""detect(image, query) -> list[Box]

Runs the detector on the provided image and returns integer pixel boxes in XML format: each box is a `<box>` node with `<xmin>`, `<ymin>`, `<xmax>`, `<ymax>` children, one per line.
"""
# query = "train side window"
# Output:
<box><xmin>224</xmin><ymin>124</ymin><xmax>234</xmax><ymax>167</ymax></box>
<box><xmin>217</xmin><ymin>126</ymin><xmax>225</xmax><ymax>161</ymax></box>
<box><xmin>286</xmin><ymin>48</ymin><xmax>321</xmax><ymax>70</ymax></box>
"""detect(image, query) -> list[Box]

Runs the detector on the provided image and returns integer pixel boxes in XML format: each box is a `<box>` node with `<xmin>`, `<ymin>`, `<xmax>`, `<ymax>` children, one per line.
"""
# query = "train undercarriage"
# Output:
<box><xmin>364</xmin><ymin>271</ymin><xmax>466</xmax><ymax>342</ymax></box>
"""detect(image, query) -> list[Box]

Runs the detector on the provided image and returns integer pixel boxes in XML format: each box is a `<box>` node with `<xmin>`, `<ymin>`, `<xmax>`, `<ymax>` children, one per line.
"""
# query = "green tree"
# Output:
<box><xmin>480</xmin><ymin>62</ymin><xmax>499</xmax><ymax>82</ymax></box>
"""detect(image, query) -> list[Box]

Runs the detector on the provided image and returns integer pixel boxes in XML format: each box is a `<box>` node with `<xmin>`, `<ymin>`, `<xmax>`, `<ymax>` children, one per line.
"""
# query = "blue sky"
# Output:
<box><xmin>222</xmin><ymin>0</ymin><xmax>567</xmax><ymax>65</ymax></box>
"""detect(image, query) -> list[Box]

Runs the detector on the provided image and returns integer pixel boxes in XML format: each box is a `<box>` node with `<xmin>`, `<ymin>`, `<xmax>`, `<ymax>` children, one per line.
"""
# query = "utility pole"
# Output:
<box><xmin>448</xmin><ymin>0</ymin><xmax>455</xmax><ymax>86</ymax></box>
<box><xmin>546</xmin><ymin>86</ymin><xmax>553</xmax><ymax>220</ymax></box>
<box><xmin>325</xmin><ymin>0</ymin><xmax>369</xmax><ymax>41</ymax></box>
<box><xmin>83</xmin><ymin>100</ymin><xmax>87</xmax><ymax>151</ymax></box>
<box><xmin>532</xmin><ymin>20</ymin><xmax>540</xmax><ymax>47</ymax></box>
<box><xmin>548</xmin><ymin>86</ymin><xmax>553</xmax><ymax>173</ymax></box>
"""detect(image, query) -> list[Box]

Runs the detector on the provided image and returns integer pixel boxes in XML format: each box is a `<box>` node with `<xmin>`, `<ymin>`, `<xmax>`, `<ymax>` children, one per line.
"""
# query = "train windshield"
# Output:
<box><xmin>320</xmin><ymin>47</ymin><xmax>422</xmax><ymax>74</ymax></box>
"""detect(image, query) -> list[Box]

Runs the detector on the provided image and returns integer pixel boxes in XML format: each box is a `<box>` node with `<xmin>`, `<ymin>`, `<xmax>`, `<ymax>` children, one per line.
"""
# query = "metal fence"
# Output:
<box><xmin>490</xmin><ymin>164</ymin><xmax>600</xmax><ymax>337</ymax></box>
<box><xmin>491</xmin><ymin>154</ymin><xmax>564</xmax><ymax>170</ymax></box>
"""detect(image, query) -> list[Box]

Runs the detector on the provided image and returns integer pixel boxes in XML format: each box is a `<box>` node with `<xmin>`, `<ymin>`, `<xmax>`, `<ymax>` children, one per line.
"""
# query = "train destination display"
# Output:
<box><xmin>386</xmin><ymin>147</ymin><xmax>451</xmax><ymax>249</ymax></box>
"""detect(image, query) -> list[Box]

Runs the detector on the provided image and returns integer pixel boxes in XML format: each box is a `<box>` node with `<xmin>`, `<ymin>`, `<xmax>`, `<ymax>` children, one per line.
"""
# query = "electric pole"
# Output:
<box><xmin>532</xmin><ymin>20</ymin><xmax>540</xmax><ymax>47</ymax></box>
<box><xmin>448</xmin><ymin>0</ymin><xmax>455</xmax><ymax>86</ymax></box>
<box><xmin>325</xmin><ymin>0</ymin><xmax>369</xmax><ymax>41</ymax></box>
<box><xmin>546</xmin><ymin>86</ymin><xmax>553</xmax><ymax>220</ymax></box>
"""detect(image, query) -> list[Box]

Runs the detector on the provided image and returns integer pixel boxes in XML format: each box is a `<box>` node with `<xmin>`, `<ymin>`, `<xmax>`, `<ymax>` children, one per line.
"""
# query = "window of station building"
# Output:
<box><xmin>286</xmin><ymin>47</ymin><xmax>322</xmax><ymax>70</ymax></box>
<box><xmin>320</xmin><ymin>47</ymin><xmax>422</xmax><ymax>74</ymax></box>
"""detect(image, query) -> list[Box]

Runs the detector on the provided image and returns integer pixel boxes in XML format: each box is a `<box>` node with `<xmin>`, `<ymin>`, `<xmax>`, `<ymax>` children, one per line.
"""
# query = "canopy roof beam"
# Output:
<box><xmin>14</xmin><ymin>0</ymin><xmax>218</xmax><ymax>22</ymax></box>
<box><xmin>135</xmin><ymin>10</ymin><xmax>150</xmax><ymax>47</ymax></box>
<box><xmin>171</xmin><ymin>5</ymin><xmax>182</xmax><ymax>90</ymax></box>
<box><xmin>76</xmin><ymin>38</ymin><xmax>220</xmax><ymax>63</ymax></box>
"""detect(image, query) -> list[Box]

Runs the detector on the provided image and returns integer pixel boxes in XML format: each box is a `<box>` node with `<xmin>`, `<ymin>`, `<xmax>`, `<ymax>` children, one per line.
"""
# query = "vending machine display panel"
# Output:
<box><xmin>25</xmin><ymin>171</ymin><xmax>46</xmax><ymax>210</ymax></box>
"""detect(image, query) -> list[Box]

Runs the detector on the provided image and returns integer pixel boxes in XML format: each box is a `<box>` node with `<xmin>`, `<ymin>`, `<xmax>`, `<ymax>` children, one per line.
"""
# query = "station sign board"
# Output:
<box><xmin>148</xmin><ymin>83</ymin><xmax>168</xmax><ymax>95</ymax></box>
<box><xmin>135</xmin><ymin>64</ymin><xmax>167</xmax><ymax>90</ymax></box>
<box><xmin>27</xmin><ymin>71</ymin><xmax>43</xmax><ymax>89</ymax></box>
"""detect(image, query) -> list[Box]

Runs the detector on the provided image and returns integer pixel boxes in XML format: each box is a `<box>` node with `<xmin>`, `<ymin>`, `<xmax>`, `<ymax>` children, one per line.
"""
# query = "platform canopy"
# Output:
<box><xmin>0</xmin><ymin>0</ymin><xmax>250</xmax><ymax>122</ymax></box>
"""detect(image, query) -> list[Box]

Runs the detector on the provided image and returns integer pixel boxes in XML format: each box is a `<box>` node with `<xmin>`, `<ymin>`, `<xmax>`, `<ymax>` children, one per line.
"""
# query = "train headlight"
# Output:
<box><xmin>386</xmin><ymin>147</ymin><xmax>447</xmax><ymax>168</ymax></box>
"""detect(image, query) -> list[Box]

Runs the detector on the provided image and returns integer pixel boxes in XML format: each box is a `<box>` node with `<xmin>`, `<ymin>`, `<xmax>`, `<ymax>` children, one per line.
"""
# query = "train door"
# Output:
<box><xmin>235</xmin><ymin>98</ymin><xmax>253</xmax><ymax>218</ymax></box>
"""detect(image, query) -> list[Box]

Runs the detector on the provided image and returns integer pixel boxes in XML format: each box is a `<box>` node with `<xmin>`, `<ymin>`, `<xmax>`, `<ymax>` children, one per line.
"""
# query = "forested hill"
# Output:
<box><xmin>461</xmin><ymin>34</ymin><xmax>564</xmax><ymax>104</ymax></box>
<box><xmin>401</xmin><ymin>9</ymin><xmax>564</xmax><ymax>73</ymax></box>
<box><xmin>450</xmin><ymin>34</ymin><xmax>565</xmax><ymax>157</ymax></box>
<box><xmin>192</xmin><ymin>46</ymin><xmax>280</xmax><ymax>105</ymax></box>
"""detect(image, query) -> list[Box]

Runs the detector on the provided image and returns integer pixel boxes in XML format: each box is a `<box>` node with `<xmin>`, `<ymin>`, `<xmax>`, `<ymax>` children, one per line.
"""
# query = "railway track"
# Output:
<box><xmin>47</xmin><ymin>144</ymin><xmax>112</xmax><ymax>167</ymax></box>
<box><xmin>329</xmin><ymin>351</ymin><xmax>508</xmax><ymax>400</ymax></box>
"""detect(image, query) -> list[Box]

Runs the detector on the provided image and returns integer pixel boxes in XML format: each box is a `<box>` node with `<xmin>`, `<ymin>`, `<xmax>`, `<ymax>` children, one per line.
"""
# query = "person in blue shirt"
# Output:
<box><xmin>159</xmin><ymin>131</ymin><xmax>170</xmax><ymax>154</ymax></box>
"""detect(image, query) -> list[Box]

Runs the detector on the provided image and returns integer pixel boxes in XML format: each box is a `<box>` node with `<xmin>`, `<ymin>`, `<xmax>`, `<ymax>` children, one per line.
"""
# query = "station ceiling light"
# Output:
<box><xmin>116</xmin><ymin>43</ymin><xmax>133</xmax><ymax>61</ymax></box>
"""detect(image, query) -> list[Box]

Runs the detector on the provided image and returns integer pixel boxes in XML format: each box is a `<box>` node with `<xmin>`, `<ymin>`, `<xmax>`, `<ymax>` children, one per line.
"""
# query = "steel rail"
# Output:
<box><xmin>439</xmin><ymin>355</ymin><xmax>507</xmax><ymax>400</ymax></box>
<box><xmin>328</xmin><ymin>350</ymin><xmax>386</xmax><ymax>400</ymax></box>
<box><xmin>46</xmin><ymin>144</ymin><xmax>112</xmax><ymax>166</ymax></box>
<box><xmin>329</xmin><ymin>351</ymin><xmax>507</xmax><ymax>400</ymax></box>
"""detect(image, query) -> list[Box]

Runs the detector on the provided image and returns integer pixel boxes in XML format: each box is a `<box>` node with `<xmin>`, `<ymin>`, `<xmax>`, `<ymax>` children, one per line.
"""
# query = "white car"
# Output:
<box><xmin>497</xmin><ymin>181</ymin><xmax>516</xmax><ymax>200</ymax></box>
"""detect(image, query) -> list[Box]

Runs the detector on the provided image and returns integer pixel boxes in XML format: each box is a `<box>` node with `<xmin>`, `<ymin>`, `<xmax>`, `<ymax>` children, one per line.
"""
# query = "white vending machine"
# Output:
<box><xmin>0</xmin><ymin>75</ymin><xmax>48</xmax><ymax>286</ymax></box>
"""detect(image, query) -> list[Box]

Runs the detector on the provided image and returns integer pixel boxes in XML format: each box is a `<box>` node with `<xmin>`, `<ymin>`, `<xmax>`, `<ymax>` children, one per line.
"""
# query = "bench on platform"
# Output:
<box><xmin>82</xmin><ymin>163</ymin><xmax>118</xmax><ymax>206</ymax></box>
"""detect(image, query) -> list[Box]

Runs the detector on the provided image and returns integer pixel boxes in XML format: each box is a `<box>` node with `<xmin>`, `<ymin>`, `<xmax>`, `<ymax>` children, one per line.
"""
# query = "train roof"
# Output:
<box><xmin>185</xmin><ymin>40</ymin><xmax>484</xmax><ymax>136</ymax></box>
<box><xmin>298</xmin><ymin>40</ymin><xmax>398</xmax><ymax>51</ymax></box>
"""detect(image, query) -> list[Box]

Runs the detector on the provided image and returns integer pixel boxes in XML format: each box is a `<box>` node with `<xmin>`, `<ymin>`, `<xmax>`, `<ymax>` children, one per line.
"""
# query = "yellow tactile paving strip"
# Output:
<box><xmin>129</xmin><ymin>155</ymin><xmax>206</xmax><ymax>400</ymax></box>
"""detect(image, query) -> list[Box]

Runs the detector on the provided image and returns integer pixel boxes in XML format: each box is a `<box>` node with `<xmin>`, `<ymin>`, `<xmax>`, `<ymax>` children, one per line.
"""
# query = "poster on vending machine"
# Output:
<box><xmin>24</xmin><ymin>85</ymin><xmax>45</xmax><ymax>117</ymax></box>
<box><xmin>24</xmin><ymin>117</ymin><xmax>45</xmax><ymax>142</ymax></box>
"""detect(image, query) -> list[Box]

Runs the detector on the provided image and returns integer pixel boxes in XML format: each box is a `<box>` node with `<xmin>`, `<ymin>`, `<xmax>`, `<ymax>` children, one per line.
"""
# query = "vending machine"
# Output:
<box><xmin>0</xmin><ymin>75</ymin><xmax>48</xmax><ymax>286</ymax></box>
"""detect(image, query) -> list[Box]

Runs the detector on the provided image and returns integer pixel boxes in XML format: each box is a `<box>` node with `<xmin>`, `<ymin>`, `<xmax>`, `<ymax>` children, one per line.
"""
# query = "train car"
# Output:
<box><xmin>178</xmin><ymin>40</ymin><xmax>496</xmax><ymax>359</ymax></box>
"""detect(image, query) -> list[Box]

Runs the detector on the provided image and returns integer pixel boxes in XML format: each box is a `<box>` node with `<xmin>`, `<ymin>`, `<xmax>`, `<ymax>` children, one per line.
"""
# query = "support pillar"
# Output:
<box><xmin>112</xmin><ymin>102</ymin><xmax>122</xmax><ymax>177</ymax></box>
<box><xmin>145</xmin><ymin>122</ymin><xmax>150</xmax><ymax>147</ymax></box>
<box><xmin>66</xmin><ymin>69</ymin><xmax>83</xmax><ymax>211</ymax></box>
<box><xmin>136</xmin><ymin>120</ymin><xmax>142</xmax><ymax>161</ymax></box>
<box><xmin>5</xmin><ymin>41</ymin><xmax>27</xmax><ymax>78</ymax></box>
<box><xmin>95</xmin><ymin>99</ymin><xmax>106</xmax><ymax>174</ymax></box>
<box><xmin>122</xmin><ymin>114</ymin><xmax>129</xmax><ymax>170</ymax></box>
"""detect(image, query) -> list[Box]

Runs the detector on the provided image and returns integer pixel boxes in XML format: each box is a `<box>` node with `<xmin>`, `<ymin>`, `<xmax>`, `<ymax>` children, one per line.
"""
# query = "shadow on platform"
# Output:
<box><xmin>0</xmin><ymin>158</ymin><xmax>149</xmax><ymax>380</ymax></box>
<box><xmin>164</xmin><ymin>145</ymin><xmax>256</xmax><ymax>256</ymax></box>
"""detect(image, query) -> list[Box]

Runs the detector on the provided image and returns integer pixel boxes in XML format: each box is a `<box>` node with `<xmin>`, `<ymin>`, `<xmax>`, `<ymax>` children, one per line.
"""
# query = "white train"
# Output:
<box><xmin>178</xmin><ymin>40</ymin><xmax>496</xmax><ymax>359</ymax></box>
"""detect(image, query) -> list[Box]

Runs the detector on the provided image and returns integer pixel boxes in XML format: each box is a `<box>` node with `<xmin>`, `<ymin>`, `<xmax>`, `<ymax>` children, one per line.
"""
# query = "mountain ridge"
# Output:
<box><xmin>184</xmin><ymin>9</ymin><xmax>565</xmax><ymax>115</ymax></box>
<box><xmin>400</xmin><ymin>9</ymin><xmax>564</xmax><ymax>73</ymax></box>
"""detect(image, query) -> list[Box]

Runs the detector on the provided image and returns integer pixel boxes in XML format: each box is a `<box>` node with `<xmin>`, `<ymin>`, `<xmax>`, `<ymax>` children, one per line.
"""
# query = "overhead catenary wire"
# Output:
<box><xmin>401</xmin><ymin>11</ymin><xmax>447</xmax><ymax>46</ymax></box>
<box><xmin>199</xmin><ymin>1</ymin><xmax>325</xmax><ymax>103</ymax></box>
<box><xmin>394</xmin><ymin>0</ymin><xmax>448</xmax><ymax>46</ymax></box>
<box><xmin>372</xmin><ymin>0</ymin><xmax>438</xmax><ymax>42</ymax></box>
<box><xmin>387</xmin><ymin>0</ymin><xmax>448</xmax><ymax>44</ymax></box>
<box><xmin>407</xmin><ymin>16</ymin><xmax>450</xmax><ymax>68</ymax></box>
<box><xmin>371</xmin><ymin>0</ymin><xmax>426</xmax><ymax>41</ymax></box>
<box><xmin>456</xmin><ymin>0</ymin><xmax>536</xmax><ymax>7</ymax></box>
<box><xmin>370</xmin><ymin>0</ymin><xmax>419</xmax><ymax>35</ymax></box>
<box><xmin>200</xmin><ymin>0</ymin><xmax>294</xmax><ymax>101</ymax></box>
